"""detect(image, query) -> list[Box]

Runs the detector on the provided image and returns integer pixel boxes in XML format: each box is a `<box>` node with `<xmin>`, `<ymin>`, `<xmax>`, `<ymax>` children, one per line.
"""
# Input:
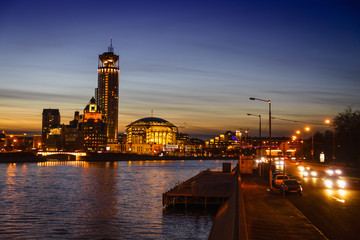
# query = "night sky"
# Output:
<box><xmin>1</xmin><ymin>0</ymin><xmax>359</xmax><ymax>138</ymax></box>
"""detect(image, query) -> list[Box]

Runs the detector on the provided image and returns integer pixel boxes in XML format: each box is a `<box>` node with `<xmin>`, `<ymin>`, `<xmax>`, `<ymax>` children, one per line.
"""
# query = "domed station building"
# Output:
<box><xmin>125</xmin><ymin>117</ymin><xmax>178</xmax><ymax>155</ymax></box>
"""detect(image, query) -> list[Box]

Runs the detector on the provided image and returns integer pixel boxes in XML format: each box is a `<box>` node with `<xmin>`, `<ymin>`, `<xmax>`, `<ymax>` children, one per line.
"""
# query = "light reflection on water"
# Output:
<box><xmin>0</xmin><ymin>160</ymin><xmax>234</xmax><ymax>239</ymax></box>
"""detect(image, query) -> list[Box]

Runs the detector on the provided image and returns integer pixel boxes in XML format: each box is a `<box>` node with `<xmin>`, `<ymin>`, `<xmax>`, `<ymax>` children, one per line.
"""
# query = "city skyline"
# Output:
<box><xmin>1</xmin><ymin>0</ymin><xmax>359</xmax><ymax>138</ymax></box>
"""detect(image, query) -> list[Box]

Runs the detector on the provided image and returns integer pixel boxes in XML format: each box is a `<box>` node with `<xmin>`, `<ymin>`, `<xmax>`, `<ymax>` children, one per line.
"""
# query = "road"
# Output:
<box><xmin>279</xmin><ymin>161</ymin><xmax>360</xmax><ymax>240</ymax></box>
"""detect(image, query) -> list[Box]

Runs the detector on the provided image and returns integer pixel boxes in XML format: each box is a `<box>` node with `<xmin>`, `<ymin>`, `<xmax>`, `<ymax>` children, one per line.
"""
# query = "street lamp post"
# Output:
<box><xmin>325</xmin><ymin>119</ymin><xmax>336</xmax><ymax>163</ymax></box>
<box><xmin>245</xmin><ymin>129</ymin><xmax>248</xmax><ymax>146</ymax></box>
<box><xmin>305</xmin><ymin>127</ymin><xmax>314</xmax><ymax>161</ymax></box>
<box><xmin>250</xmin><ymin>97</ymin><xmax>272</xmax><ymax>189</ymax></box>
<box><xmin>292</xmin><ymin>135</ymin><xmax>297</xmax><ymax>149</ymax></box>
<box><xmin>247</xmin><ymin>113</ymin><xmax>261</xmax><ymax>151</ymax></box>
<box><xmin>296</xmin><ymin>130</ymin><xmax>304</xmax><ymax>160</ymax></box>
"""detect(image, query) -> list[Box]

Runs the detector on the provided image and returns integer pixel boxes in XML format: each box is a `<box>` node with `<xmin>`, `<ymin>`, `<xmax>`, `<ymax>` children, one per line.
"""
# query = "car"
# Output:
<box><xmin>272</xmin><ymin>171</ymin><xmax>283</xmax><ymax>180</ymax></box>
<box><xmin>274</xmin><ymin>159</ymin><xmax>285</xmax><ymax>165</ymax></box>
<box><xmin>326</xmin><ymin>167</ymin><xmax>342</xmax><ymax>176</ymax></box>
<box><xmin>302</xmin><ymin>168</ymin><xmax>318</xmax><ymax>178</ymax></box>
<box><xmin>296</xmin><ymin>160</ymin><xmax>304</xmax><ymax>165</ymax></box>
<box><xmin>297</xmin><ymin>165</ymin><xmax>308</xmax><ymax>171</ymax></box>
<box><xmin>274</xmin><ymin>174</ymin><xmax>289</xmax><ymax>187</ymax></box>
<box><xmin>280</xmin><ymin>179</ymin><xmax>303</xmax><ymax>196</ymax></box>
<box><xmin>323</xmin><ymin>175</ymin><xmax>346</xmax><ymax>189</ymax></box>
<box><xmin>272</xmin><ymin>171</ymin><xmax>283</xmax><ymax>185</ymax></box>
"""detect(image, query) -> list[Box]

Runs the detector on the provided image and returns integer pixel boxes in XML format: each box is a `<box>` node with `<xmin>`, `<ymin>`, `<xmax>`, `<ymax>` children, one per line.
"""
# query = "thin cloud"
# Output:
<box><xmin>0</xmin><ymin>88</ymin><xmax>88</xmax><ymax>102</ymax></box>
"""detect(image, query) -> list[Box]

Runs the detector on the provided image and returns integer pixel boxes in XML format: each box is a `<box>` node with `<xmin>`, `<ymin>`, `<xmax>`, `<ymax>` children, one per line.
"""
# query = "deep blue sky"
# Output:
<box><xmin>1</xmin><ymin>0</ymin><xmax>359</xmax><ymax>138</ymax></box>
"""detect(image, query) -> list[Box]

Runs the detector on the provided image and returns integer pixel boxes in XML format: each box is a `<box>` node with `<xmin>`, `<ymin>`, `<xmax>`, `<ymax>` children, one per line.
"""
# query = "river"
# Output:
<box><xmin>0</xmin><ymin>159</ymin><xmax>236</xmax><ymax>239</ymax></box>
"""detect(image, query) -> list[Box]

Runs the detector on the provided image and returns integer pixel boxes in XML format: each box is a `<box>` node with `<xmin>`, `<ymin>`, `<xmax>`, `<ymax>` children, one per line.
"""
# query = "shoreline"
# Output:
<box><xmin>84</xmin><ymin>152</ymin><xmax>237</xmax><ymax>162</ymax></box>
<box><xmin>0</xmin><ymin>152</ymin><xmax>47</xmax><ymax>163</ymax></box>
<box><xmin>0</xmin><ymin>152</ymin><xmax>238</xmax><ymax>163</ymax></box>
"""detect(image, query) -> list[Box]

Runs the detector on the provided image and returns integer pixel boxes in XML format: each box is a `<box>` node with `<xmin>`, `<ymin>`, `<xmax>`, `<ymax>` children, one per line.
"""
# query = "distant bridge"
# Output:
<box><xmin>37</xmin><ymin>151</ymin><xmax>86</xmax><ymax>160</ymax></box>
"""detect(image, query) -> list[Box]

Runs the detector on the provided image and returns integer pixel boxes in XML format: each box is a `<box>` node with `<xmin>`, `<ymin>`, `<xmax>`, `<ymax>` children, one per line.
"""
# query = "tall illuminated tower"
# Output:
<box><xmin>96</xmin><ymin>39</ymin><xmax>119</xmax><ymax>144</ymax></box>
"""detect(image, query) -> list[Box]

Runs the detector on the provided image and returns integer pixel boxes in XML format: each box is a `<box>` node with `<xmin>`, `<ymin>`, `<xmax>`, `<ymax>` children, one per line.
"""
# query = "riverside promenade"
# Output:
<box><xmin>209</xmin><ymin>173</ymin><xmax>327</xmax><ymax>240</ymax></box>
<box><xmin>240</xmin><ymin>175</ymin><xmax>327</xmax><ymax>240</ymax></box>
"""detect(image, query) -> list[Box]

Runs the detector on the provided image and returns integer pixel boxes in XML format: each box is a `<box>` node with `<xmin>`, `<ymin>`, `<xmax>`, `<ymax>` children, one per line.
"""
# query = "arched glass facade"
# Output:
<box><xmin>126</xmin><ymin>117</ymin><xmax>178</xmax><ymax>146</ymax></box>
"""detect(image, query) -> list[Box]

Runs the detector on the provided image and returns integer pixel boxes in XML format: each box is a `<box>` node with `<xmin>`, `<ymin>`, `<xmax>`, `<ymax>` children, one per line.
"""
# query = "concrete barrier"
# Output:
<box><xmin>208</xmin><ymin>164</ymin><xmax>248</xmax><ymax>240</ymax></box>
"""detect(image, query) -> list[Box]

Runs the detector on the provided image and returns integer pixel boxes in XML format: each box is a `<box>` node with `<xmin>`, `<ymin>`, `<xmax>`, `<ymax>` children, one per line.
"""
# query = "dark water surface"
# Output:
<box><xmin>0</xmin><ymin>160</ymin><xmax>235</xmax><ymax>239</ymax></box>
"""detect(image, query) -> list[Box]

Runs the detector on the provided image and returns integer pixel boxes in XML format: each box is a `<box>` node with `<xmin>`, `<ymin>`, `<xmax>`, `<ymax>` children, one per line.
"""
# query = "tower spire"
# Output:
<box><xmin>108</xmin><ymin>37</ymin><xmax>114</xmax><ymax>52</ymax></box>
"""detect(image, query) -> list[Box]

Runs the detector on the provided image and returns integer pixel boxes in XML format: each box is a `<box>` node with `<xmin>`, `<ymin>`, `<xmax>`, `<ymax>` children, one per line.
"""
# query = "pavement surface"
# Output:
<box><xmin>241</xmin><ymin>174</ymin><xmax>328</xmax><ymax>240</ymax></box>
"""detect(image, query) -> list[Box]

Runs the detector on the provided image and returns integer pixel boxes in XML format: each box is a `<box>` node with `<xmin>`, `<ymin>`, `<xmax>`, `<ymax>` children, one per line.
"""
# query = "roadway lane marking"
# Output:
<box><xmin>332</xmin><ymin>197</ymin><xmax>345</xmax><ymax>203</ymax></box>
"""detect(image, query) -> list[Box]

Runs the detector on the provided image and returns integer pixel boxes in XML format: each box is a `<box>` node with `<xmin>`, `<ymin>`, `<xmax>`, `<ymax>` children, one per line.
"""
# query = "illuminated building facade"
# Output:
<box><xmin>79</xmin><ymin>97</ymin><xmax>107</xmax><ymax>152</ymax></box>
<box><xmin>2</xmin><ymin>133</ymin><xmax>32</xmax><ymax>152</ymax></box>
<box><xmin>32</xmin><ymin>135</ymin><xmax>42</xmax><ymax>149</ymax></box>
<box><xmin>42</xmin><ymin>108</ymin><xmax>61</xmax><ymax>151</ymax></box>
<box><xmin>0</xmin><ymin>131</ymin><xmax>6</xmax><ymax>150</ymax></box>
<box><xmin>177</xmin><ymin>133</ymin><xmax>205</xmax><ymax>156</ymax></box>
<box><xmin>46</xmin><ymin>127</ymin><xmax>62</xmax><ymax>151</ymax></box>
<box><xmin>62</xmin><ymin>111</ymin><xmax>83</xmax><ymax>151</ymax></box>
<box><xmin>96</xmin><ymin>40</ymin><xmax>119</xmax><ymax>144</ymax></box>
<box><xmin>126</xmin><ymin>117</ymin><xmax>178</xmax><ymax>154</ymax></box>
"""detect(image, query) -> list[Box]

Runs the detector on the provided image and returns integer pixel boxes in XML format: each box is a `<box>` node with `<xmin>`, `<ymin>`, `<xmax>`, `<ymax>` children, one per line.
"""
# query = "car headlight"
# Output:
<box><xmin>327</xmin><ymin>170</ymin><xmax>334</xmax><ymax>175</ymax></box>
<box><xmin>325</xmin><ymin>180</ymin><xmax>333</xmax><ymax>188</ymax></box>
<box><xmin>335</xmin><ymin>170</ymin><xmax>342</xmax><ymax>175</ymax></box>
<box><xmin>303</xmin><ymin>171</ymin><xmax>309</xmax><ymax>177</ymax></box>
<box><xmin>337</xmin><ymin>180</ymin><xmax>346</xmax><ymax>188</ymax></box>
<box><xmin>311</xmin><ymin>171</ymin><xmax>317</xmax><ymax>177</ymax></box>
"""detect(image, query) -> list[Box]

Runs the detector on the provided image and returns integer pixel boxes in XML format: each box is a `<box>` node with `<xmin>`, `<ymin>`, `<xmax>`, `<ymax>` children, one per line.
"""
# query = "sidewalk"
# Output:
<box><xmin>241</xmin><ymin>175</ymin><xmax>327</xmax><ymax>240</ymax></box>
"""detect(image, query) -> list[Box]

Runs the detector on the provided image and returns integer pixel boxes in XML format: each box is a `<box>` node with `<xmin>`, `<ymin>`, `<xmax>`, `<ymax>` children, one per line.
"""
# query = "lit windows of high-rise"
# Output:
<box><xmin>42</xmin><ymin>108</ymin><xmax>60</xmax><ymax>151</ymax></box>
<box><xmin>96</xmin><ymin>39</ymin><xmax>119</xmax><ymax>144</ymax></box>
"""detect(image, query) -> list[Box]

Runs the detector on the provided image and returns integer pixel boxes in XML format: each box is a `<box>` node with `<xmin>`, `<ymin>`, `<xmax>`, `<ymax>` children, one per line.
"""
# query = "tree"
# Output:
<box><xmin>333</xmin><ymin>107</ymin><xmax>360</xmax><ymax>167</ymax></box>
<box><xmin>308</xmin><ymin>131</ymin><xmax>332</xmax><ymax>162</ymax></box>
